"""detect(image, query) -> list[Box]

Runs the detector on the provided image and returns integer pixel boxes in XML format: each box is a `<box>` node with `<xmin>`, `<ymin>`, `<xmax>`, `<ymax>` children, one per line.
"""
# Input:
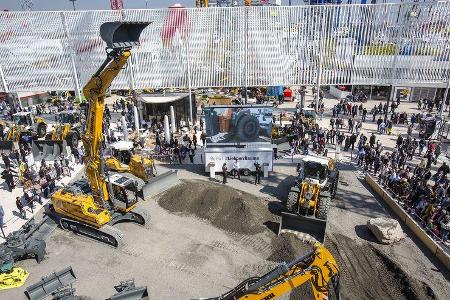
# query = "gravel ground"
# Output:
<box><xmin>3</xmin><ymin>162</ymin><xmax>449</xmax><ymax>299</ymax></box>
<box><xmin>326</xmin><ymin>233</ymin><xmax>436</xmax><ymax>300</ymax></box>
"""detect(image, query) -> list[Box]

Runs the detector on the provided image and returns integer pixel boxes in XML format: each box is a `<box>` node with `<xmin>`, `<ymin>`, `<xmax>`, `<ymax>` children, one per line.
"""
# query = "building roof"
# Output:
<box><xmin>138</xmin><ymin>93</ymin><xmax>188</xmax><ymax>104</ymax></box>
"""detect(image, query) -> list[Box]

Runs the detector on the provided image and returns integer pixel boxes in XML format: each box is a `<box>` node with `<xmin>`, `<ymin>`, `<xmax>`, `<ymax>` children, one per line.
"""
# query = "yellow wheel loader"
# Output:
<box><xmin>105</xmin><ymin>141</ymin><xmax>155</xmax><ymax>182</ymax></box>
<box><xmin>1</xmin><ymin>112</ymin><xmax>47</xmax><ymax>143</ymax></box>
<box><xmin>300</xmin><ymin>107</ymin><xmax>317</xmax><ymax>131</ymax></box>
<box><xmin>280</xmin><ymin>156</ymin><xmax>339</xmax><ymax>242</ymax></box>
<box><xmin>46</xmin><ymin>110</ymin><xmax>81</xmax><ymax>147</ymax></box>
<box><xmin>48</xmin><ymin>22</ymin><xmax>154</xmax><ymax>248</ymax></box>
<box><xmin>199</xmin><ymin>242</ymin><xmax>340</xmax><ymax>300</ymax></box>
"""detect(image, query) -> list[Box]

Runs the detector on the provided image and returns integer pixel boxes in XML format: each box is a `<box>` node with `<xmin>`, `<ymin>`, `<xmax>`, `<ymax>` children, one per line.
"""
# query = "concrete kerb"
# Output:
<box><xmin>365</xmin><ymin>174</ymin><xmax>450</xmax><ymax>270</ymax></box>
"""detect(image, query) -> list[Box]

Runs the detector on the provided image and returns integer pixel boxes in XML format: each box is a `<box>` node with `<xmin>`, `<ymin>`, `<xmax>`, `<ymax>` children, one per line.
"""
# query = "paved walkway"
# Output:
<box><xmin>0</xmin><ymin>161</ymin><xmax>84</xmax><ymax>242</ymax></box>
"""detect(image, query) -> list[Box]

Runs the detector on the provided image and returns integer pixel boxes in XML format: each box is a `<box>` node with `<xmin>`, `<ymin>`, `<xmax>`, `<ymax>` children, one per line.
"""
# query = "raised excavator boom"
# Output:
<box><xmin>48</xmin><ymin>22</ymin><xmax>151</xmax><ymax>247</ymax></box>
<box><xmin>201</xmin><ymin>242</ymin><xmax>340</xmax><ymax>300</ymax></box>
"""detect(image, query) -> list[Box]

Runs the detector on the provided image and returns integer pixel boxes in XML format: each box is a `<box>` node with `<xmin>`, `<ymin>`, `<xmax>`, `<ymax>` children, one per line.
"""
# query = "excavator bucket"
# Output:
<box><xmin>141</xmin><ymin>170</ymin><xmax>179</xmax><ymax>200</ymax></box>
<box><xmin>25</xmin><ymin>266</ymin><xmax>76</xmax><ymax>300</ymax></box>
<box><xmin>0</xmin><ymin>140</ymin><xmax>14</xmax><ymax>151</ymax></box>
<box><xmin>100</xmin><ymin>22</ymin><xmax>151</xmax><ymax>49</ymax></box>
<box><xmin>279</xmin><ymin>211</ymin><xmax>326</xmax><ymax>243</ymax></box>
<box><xmin>31</xmin><ymin>140</ymin><xmax>68</xmax><ymax>161</ymax></box>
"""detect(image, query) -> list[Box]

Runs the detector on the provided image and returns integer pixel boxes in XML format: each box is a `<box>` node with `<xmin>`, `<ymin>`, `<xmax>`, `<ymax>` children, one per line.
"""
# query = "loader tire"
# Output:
<box><xmin>37</xmin><ymin>124</ymin><xmax>46</xmax><ymax>138</ymax></box>
<box><xmin>286</xmin><ymin>190</ymin><xmax>299</xmax><ymax>213</ymax></box>
<box><xmin>316</xmin><ymin>195</ymin><xmax>330</xmax><ymax>220</ymax></box>
<box><xmin>237</xmin><ymin>115</ymin><xmax>259</xmax><ymax>142</ymax></box>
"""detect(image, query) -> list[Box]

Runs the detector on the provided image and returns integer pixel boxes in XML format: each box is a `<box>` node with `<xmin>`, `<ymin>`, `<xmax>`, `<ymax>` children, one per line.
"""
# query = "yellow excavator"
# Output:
<box><xmin>201</xmin><ymin>242</ymin><xmax>340</xmax><ymax>300</ymax></box>
<box><xmin>47</xmin><ymin>22</ymin><xmax>151</xmax><ymax>247</ymax></box>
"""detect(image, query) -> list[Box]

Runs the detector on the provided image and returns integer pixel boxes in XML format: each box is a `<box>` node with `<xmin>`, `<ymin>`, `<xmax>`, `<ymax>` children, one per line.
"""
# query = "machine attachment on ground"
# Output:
<box><xmin>31</xmin><ymin>140</ymin><xmax>68</xmax><ymax>162</ymax></box>
<box><xmin>25</xmin><ymin>266</ymin><xmax>77</xmax><ymax>300</ymax></box>
<box><xmin>25</xmin><ymin>266</ymin><xmax>148</xmax><ymax>300</ymax></box>
<box><xmin>279</xmin><ymin>155</ymin><xmax>339</xmax><ymax>243</ymax></box>
<box><xmin>199</xmin><ymin>242</ymin><xmax>340</xmax><ymax>300</ymax></box>
<box><xmin>0</xmin><ymin>217</ymin><xmax>49</xmax><ymax>289</ymax></box>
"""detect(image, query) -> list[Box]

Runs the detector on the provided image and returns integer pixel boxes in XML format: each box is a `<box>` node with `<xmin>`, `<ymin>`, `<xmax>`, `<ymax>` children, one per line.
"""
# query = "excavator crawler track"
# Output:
<box><xmin>129</xmin><ymin>207</ymin><xmax>151</xmax><ymax>229</ymax></box>
<box><xmin>58</xmin><ymin>217</ymin><xmax>125</xmax><ymax>248</ymax></box>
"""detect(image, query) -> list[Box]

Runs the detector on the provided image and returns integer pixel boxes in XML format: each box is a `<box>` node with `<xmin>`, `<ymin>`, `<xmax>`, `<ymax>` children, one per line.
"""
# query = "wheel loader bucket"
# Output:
<box><xmin>100</xmin><ymin>22</ymin><xmax>151</xmax><ymax>49</ymax></box>
<box><xmin>32</xmin><ymin>140</ymin><xmax>68</xmax><ymax>161</ymax></box>
<box><xmin>141</xmin><ymin>170</ymin><xmax>179</xmax><ymax>200</ymax></box>
<box><xmin>25</xmin><ymin>266</ymin><xmax>76</xmax><ymax>300</ymax></box>
<box><xmin>0</xmin><ymin>140</ymin><xmax>14</xmax><ymax>151</ymax></box>
<box><xmin>279</xmin><ymin>211</ymin><xmax>326</xmax><ymax>243</ymax></box>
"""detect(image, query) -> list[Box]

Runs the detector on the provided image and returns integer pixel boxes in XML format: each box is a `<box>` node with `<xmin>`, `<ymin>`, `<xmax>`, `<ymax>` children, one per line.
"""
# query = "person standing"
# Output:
<box><xmin>192</xmin><ymin>134</ymin><xmax>198</xmax><ymax>150</ymax></box>
<box><xmin>2</xmin><ymin>152</ymin><xmax>11</xmax><ymax>170</ymax></box>
<box><xmin>232</xmin><ymin>159</ymin><xmax>240</xmax><ymax>180</ymax></box>
<box><xmin>254</xmin><ymin>162</ymin><xmax>262</xmax><ymax>185</ymax></box>
<box><xmin>0</xmin><ymin>204</ymin><xmax>5</xmax><ymax>238</ymax></box>
<box><xmin>222</xmin><ymin>163</ymin><xmax>228</xmax><ymax>184</ymax></box>
<box><xmin>2</xmin><ymin>168</ymin><xmax>17</xmax><ymax>192</ymax></box>
<box><xmin>189</xmin><ymin>148</ymin><xmax>195</xmax><ymax>164</ymax></box>
<box><xmin>16</xmin><ymin>197</ymin><xmax>26</xmax><ymax>219</ymax></box>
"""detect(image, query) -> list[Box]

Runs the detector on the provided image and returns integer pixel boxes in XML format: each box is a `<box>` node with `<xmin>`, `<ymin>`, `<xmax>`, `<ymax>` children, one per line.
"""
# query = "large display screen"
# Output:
<box><xmin>204</xmin><ymin>105</ymin><xmax>272</xmax><ymax>144</ymax></box>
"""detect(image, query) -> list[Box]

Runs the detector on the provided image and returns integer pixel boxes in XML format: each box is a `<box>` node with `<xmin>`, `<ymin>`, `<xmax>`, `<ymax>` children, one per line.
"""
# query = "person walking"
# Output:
<box><xmin>254</xmin><ymin>162</ymin><xmax>262</xmax><ymax>185</ymax></box>
<box><xmin>222</xmin><ymin>163</ymin><xmax>228</xmax><ymax>184</ymax></box>
<box><xmin>16</xmin><ymin>197</ymin><xmax>26</xmax><ymax>219</ymax></box>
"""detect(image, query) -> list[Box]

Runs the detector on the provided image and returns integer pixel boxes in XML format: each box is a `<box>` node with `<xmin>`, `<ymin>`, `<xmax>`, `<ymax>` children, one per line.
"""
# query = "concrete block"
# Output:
<box><xmin>367</xmin><ymin>217</ymin><xmax>405</xmax><ymax>244</ymax></box>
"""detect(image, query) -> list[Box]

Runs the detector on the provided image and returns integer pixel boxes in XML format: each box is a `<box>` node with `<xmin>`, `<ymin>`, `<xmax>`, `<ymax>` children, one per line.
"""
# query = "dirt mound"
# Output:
<box><xmin>158</xmin><ymin>180</ymin><xmax>273</xmax><ymax>235</ymax></box>
<box><xmin>325</xmin><ymin>233</ymin><xmax>436</xmax><ymax>300</ymax></box>
<box><xmin>267</xmin><ymin>233</ymin><xmax>313</xmax><ymax>263</ymax></box>
<box><xmin>267</xmin><ymin>233</ymin><xmax>315</xmax><ymax>300</ymax></box>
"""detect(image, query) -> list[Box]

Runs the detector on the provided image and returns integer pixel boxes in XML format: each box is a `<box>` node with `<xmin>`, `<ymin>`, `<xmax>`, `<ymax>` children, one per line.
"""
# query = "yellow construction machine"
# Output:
<box><xmin>47</xmin><ymin>22</ymin><xmax>151</xmax><ymax>247</ymax></box>
<box><xmin>280</xmin><ymin>156</ymin><xmax>339</xmax><ymax>242</ymax></box>
<box><xmin>46</xmin><ymin>110</ymin><xmax>81</xmax><ymax>147</ymax></box>
<box><xmin>300</xmin><ymin>107</ymin><xmax>317</xmax><ymax>131</ymax></box>
<box><xmin>200</xmin><ymin>242</ymin><xmax>340</xmax><ymax>300</ymax></box>
<box><xmin>1</xmin><ymin>112</ymin><xmax>47</xmax><ymax>142</ymax></box>
<box><xmin>105</xmin><ymin>140</ymin><xmax>155</xmax><ymax>182</ymax></box>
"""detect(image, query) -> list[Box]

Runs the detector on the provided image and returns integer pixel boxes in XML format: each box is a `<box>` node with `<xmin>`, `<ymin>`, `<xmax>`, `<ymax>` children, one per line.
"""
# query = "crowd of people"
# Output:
<box><xmin>1</xmin><ymin>151</ymin><xmax>76</xmax><ymax>220</ymax></box>
<box><xmin>373</xmin><ymin>138</ymin><xmax>450</xmax><ymax>245</ymax></box>
<box><xmin>278</xmin><ymin>91</ymin><xmax>450</xmax><ymax>247</ymax></box>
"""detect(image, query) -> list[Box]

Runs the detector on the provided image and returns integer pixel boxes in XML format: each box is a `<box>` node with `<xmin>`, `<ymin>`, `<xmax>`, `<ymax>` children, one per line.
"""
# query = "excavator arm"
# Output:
<box><xmin>203</xmin><ymin>243</ymin><xmax>339</xmax><ymax>300</ymax></box>
<box><xmin>82</xmin><ymin>22</ymin><xmax>149</xmax><ymax>206</ymax></box>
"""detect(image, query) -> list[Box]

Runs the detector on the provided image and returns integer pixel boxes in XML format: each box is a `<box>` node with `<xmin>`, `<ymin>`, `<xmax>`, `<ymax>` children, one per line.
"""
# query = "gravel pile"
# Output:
<box><xmin>325</xmin><ymin>233</ymin><xmax>436</xmax><ymax>300</ymax></box>
<box><xmin>158</xmin><ymin>180</ymin><xmax>273</xmax><ymax>235</ymax></box>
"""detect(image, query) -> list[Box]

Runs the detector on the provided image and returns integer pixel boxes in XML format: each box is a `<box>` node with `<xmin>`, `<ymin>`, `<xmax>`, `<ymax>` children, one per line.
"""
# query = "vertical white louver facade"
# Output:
<box><xmin>0</xmin><ymin>2</ymin><xmax>448</xmax><ymax>92</ymax></box>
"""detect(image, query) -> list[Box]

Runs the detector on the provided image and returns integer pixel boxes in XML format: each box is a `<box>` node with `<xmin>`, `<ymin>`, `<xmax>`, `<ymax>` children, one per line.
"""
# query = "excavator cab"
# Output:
<box><xmin>107</xmin><ymin>174</ymin><xmax>139</xmax><ymax>212</ymax></box>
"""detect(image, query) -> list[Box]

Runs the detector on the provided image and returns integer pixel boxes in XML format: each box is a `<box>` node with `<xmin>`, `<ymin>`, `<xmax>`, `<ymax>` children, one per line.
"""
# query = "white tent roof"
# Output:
<box><xmin>138</xmin><ymin>93</ymin><xmax>188</xmax><ymax>104</ymax></box>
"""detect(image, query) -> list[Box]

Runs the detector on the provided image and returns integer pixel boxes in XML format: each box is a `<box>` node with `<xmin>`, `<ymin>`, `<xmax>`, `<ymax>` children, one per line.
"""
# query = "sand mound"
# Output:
<box><xmin>158</xmin><ymin>180</ymin><xmax>273</xmax><ymax>235</ymax></box>
<box><xmin>325</xmin><ymin>233</ymin><xmax>436</xmax><ymax>300</ymax></box>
